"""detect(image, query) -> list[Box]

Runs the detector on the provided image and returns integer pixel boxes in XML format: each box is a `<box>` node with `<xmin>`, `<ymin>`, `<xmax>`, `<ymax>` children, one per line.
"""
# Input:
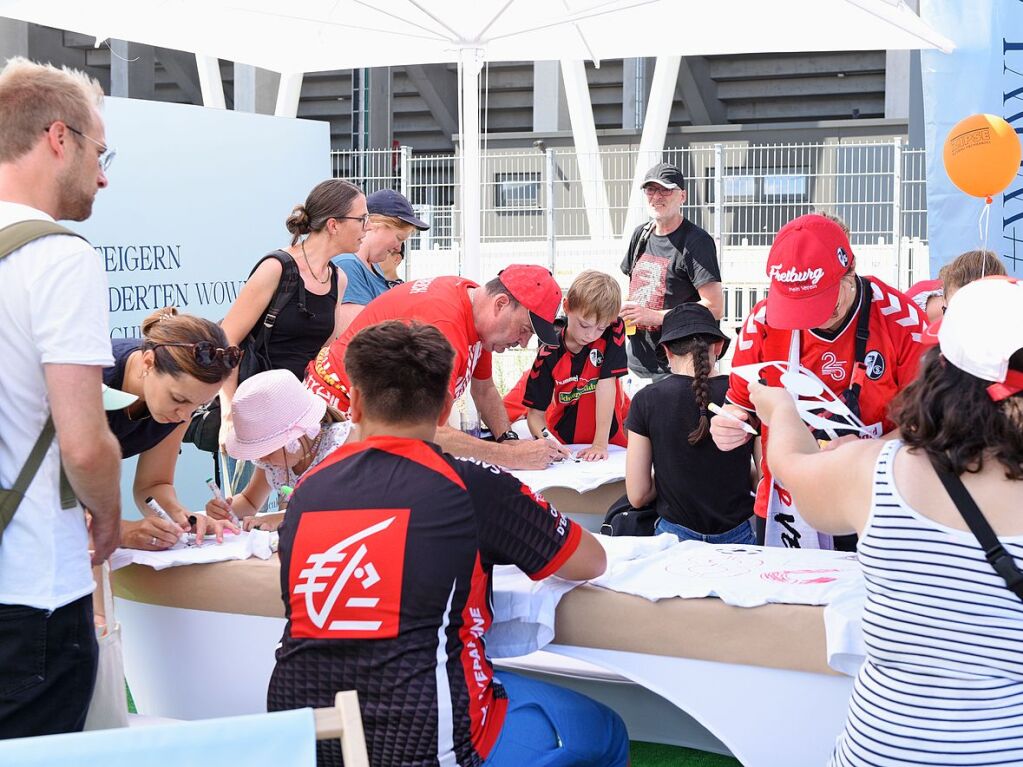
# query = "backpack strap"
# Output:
<box><xmin>0</xmin><ymin>417</ymin><xmax>56</xmax><ymax>540</ymax></box>
<box><xmin>0</xmin><ymin>221</ymin><xmax>86</xmax><ymax>537</ymax></box>
<box><xmin>0</xmin><ymin>220</ymin><xmax>80</xmax><ymax>259</ymax></box>
<box><xmin>245</xmin><ymin>250</ymin><xmax>304</xmax><ymax>375</ymax></box>
<box><xmin>841</xmin><ymin>275</ymin><xmax>873</xmax><ymax>421</ymax></box>
<box><xmin>628</xmin><ymin>221</ymin><xmax>656</xmax><ymax>270</ymax></box>
<box><xmin>929</xmin><ymin>456</ymin><xmax>1023</xmax><ymax>602</ymax></box>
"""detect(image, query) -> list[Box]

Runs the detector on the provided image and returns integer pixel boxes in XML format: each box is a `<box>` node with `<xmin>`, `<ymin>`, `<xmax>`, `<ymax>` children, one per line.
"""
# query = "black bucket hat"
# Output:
<box><xmin>659</xmin><ymin>303</ymin><xmax>731</xmax><ymax>355</ymax></box>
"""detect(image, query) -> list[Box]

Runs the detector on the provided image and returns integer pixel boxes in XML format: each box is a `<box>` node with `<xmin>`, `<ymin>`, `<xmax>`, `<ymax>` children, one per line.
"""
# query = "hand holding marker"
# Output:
<box><xmin>145</xmin><ymin>496</ymin><xmax>185</xmax><ymax>544</ymax></box>
<box><xmin>707</xmin><ymin>402</ymin><xmax>759</xmax><ymax>436</ymax></box>
<box><xmin>207</xmin><ymin>477</ymin><xmax>242</xmax><ymax>528</ymax></box>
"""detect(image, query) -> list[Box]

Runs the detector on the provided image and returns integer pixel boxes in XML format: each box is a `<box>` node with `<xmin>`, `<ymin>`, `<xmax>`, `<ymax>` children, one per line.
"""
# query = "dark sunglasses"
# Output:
<box><xmin>151</xmin><ymin>341</ymin><xmax>243</xmax><ymax>369</ymax></box>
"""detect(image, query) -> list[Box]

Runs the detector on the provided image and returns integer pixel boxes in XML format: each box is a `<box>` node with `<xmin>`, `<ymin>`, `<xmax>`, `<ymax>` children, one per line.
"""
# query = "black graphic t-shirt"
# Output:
<box><xmin>269</xmin><ymin>436</ymin><xmax>580</xmax><ymax>767</ymax></box>
<box><xmin>621</xmin><ymin>218</ymin><xmax>721</xmax><ymax>376</ymax></box>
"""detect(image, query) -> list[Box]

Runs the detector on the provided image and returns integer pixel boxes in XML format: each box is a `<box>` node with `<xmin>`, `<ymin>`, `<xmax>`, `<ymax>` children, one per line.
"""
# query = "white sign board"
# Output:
<box><xmin>74</xmin><ymin>97</ymin><xmax>330</xmax><ymax>516</ymax></box>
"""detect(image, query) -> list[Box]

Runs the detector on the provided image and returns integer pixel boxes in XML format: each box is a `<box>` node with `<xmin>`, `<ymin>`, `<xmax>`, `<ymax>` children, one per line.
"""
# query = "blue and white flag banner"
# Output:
<box><xmin>920</xmin><ymin>0</ymin><xmax>1023</xmax><ymax>278</ymax></box>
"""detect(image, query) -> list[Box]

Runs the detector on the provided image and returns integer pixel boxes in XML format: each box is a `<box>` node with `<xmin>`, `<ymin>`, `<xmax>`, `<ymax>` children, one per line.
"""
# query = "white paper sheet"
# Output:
<box><xmin>108</xmin><ymin>530</ymin><xmax>274</xmax><ymax>571</ymax></box>
<box><xmin>507</xmin><ymin>444</ymin><xmax>626</xmax><ymax>494</ymax></box>
<box><xmin>590</xmin><ymin>541</ymin><xmax>861</xmax><ymax>607</ymax></box>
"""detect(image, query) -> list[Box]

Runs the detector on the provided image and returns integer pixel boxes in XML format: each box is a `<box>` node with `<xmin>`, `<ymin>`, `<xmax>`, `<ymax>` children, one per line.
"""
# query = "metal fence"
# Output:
<box><xmin>332</xmin><ymin>139</ymin><xmax>930</xmax><ymax>323</ymax></box>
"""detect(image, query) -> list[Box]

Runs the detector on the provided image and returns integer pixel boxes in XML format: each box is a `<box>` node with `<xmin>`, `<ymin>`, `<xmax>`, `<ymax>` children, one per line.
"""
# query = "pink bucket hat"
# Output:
<box><xmin>225</xmin><ymin>369</ymin><xmax>327</xmax><ymax>461</ymax></box>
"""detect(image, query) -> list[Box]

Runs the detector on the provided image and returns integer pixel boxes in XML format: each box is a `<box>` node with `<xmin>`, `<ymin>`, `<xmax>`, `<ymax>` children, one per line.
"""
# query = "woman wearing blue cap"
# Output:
<box><xmin>332</xmin><ymin>189</ymin><xmax>429</xmax><ymax>335</ymax></box>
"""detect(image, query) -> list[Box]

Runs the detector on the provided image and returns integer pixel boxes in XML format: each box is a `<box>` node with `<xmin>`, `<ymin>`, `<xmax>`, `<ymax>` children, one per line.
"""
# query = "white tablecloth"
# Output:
<box><xmin>489</xmin><ymin>538</ymin><xmax>867</xmax><ymax>675</ymax></box>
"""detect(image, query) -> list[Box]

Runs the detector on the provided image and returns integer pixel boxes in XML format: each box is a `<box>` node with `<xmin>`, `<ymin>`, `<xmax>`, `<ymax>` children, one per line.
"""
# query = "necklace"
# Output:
<box><xmin>300</xmin><ymin>240</ymin><xmax>331</xmax><ymax>284</ymax></box>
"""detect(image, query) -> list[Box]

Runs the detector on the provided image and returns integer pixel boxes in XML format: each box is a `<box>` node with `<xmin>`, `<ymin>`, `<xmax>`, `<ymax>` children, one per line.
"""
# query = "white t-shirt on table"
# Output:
<box><xmin>0</xmin><ymin>201</ymin><xmax>114</xmax><ymax>610</ymax></box>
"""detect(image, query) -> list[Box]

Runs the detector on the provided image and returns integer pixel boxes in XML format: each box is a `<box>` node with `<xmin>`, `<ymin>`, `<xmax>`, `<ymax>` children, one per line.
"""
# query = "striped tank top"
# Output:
<box><xmin>831</xmin><ymin>439</ymin><xmax>1023</xmax><ymax>767</ymax></box>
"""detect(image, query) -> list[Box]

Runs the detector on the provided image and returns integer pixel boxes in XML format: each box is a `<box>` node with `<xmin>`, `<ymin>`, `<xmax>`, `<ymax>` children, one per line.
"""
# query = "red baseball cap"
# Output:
<box><xmin>765</xmin><ymin>214</ymin><xmax>855</xmax><ymax>330</ymax></box>
<box><xmin>498</xmin><ymin>264</ymin><xmax>562</xmax><ymax>346</ymax></box>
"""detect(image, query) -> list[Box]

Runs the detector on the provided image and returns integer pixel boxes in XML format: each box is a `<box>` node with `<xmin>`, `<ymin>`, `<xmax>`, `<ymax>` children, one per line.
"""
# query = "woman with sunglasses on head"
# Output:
<box><xmin>105</xmin><ymin>307</ymin><xmax>240</xmax><ymax>550</ymax></box>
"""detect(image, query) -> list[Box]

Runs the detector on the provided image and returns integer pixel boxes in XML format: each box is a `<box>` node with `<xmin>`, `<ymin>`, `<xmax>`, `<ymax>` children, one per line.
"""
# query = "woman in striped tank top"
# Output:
<box><xmin>748</xmin><ymin>276</ymin><xmax>1023</xmax><ymax>767</ymax></box>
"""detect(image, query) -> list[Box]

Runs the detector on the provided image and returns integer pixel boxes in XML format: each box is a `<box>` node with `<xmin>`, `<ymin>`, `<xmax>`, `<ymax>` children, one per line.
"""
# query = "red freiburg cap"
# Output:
<box><xmin>765</xmin><ymin>214</ymin><xmax>855</xmax><ymax>330</ymax></box>
<box><xmin>498</xmin><ymin>264</ymin><xmax>562</xmax><ymax>346</ymax></box>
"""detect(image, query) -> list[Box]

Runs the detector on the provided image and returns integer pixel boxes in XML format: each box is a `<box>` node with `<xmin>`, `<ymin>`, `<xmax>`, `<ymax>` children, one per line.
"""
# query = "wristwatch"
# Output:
<box><xmin>495</xmin><ymin>430</ymin><xmax>519</xmax><ymax>443</ymax></box>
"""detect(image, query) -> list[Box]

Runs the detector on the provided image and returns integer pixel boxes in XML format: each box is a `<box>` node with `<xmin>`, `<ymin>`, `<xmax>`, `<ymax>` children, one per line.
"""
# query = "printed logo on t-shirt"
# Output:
<box><xmin>557</xmin><ymin>378</ymin><xmax>597</xmax><ymax>404</ymax></box>
<box><xmin>628</xmin><ymin>253</ymin><xmax>670</xmax><ymax>328</ymax></box>
<box><xmin>864</xmin><ymin>350</ymin><xmax>885</xmax><ymax>381</ymax></box>
<box><xmin>455</xmin><ymin>341</ymin><xmax>484</xmax><ymax>399</ymax></box>
<box><xmin>409</xmin><ymin>277</ymin><xmax>436</xmax><ymax>295</ymax></box>
<box><xmin>589</xmin><ymin>348</ymin><xmax>604</xmax><ymax>367</ymax></box>
<box><xmin>289</xmin><ymin>508</ymin><xmax>410</xmax><ymax>639</ymax></box>
<box><xmin>819</xmin><ymin>351</ymin><xmax>847</xmax><ymax>382</ymax></box>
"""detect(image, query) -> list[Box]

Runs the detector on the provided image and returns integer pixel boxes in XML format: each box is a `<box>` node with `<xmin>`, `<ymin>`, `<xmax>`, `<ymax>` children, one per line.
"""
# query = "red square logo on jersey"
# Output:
<box><xmin>289</xmin><ymin>508</ymin><xmax>410</xmax><ymax>639</ymax></box>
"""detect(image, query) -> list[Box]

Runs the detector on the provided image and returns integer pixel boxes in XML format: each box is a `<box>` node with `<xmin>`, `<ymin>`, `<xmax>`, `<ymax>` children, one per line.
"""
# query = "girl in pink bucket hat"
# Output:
<box><xmin>207</xmin><ymin>369</ymin><xmax>352</xmax><ymax>530</ymax></box>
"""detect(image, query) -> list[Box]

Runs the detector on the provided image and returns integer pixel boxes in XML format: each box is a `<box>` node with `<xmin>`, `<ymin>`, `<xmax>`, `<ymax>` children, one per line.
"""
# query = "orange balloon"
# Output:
<box><xmin>943</xmin><ymin>114</ymin><xmax>1022</xmax><ymax>200</ymax></box>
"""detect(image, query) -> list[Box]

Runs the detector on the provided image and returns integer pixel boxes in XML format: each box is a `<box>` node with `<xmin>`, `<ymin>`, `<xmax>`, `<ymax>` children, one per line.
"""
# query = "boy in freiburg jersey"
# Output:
<box><xmin>517</xmin><ymin>270</ymin><xmax>630</xmax><ymax>461</ymax></box>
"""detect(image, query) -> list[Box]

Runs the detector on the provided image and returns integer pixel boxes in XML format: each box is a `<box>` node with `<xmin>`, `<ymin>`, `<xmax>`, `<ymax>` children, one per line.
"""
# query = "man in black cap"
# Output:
<box><xmin>621</xmin><ymin>162</ymin><xmax>723</xmax><ymax>388</ymax></box>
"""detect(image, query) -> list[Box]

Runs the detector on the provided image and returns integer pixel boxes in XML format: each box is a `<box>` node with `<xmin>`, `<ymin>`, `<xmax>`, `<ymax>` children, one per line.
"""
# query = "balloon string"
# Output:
<box><xmin>979</xmin><ymin>199</ymin><xmax>992</xmax><ymax>277</ymax></box>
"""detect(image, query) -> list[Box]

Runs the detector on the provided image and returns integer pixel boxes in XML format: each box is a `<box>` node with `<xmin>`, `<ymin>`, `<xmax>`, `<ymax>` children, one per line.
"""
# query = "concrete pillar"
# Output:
<box><xmin>0</xmin><ymin>19</ymin><xmax>30</xmax><ymax>65</ymax></box>
<box><xmin>622</xmin><ymin>58</ymin><xmax>650</xmax><ymax>130</ymax></box>
<box><xmin>109</xmin><ymin>41</ymin><xmax>156</xmax><ymax>100</ymax></box>
<box><xmin>196</xmin><ymin>55</ymin><xmax>226</xmax><ymax>109</ymax></box>
<box><xmin>561</xmin><ymin>60</ymin><xmax>613</xmax><ymax>239</ymax></box>
<box><xmin>234</xmin><ymin>63</ymin><xmax>280</xmax><ymax>115</ymax></box>
<box><xmin>275</xmin><ymin>74</ymin><xmax>304</xmax><ymax>118</ymax></box>
<box><xmin>532</xmin><ymin>61</ymin><xmax>570</xmax><ymax>132</ymax></box>
<box><xmin>352</xmin><ymin>67</ymin><xmax>393</xmax><ymax>150</ymax></box>
<box><xmin>885</xmin><ymin>50</ymin><xmax>911</xmax><ymax>121</ymax></box>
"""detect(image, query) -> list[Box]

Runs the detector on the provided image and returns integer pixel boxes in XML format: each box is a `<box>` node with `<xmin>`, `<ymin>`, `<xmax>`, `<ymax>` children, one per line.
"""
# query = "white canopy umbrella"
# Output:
<box><xmin>0</xmin><ymin>0</ymin><xmax>954</xmax><ymax>277</ymax></box>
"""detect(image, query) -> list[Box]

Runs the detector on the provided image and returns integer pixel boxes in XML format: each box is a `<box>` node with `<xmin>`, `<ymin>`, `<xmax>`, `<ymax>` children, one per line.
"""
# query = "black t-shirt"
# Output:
<box><xmin>103</xmin><ymin>338</ymin><xmax>179</xmax><ymax>459</ymax></box>
<box><xmin>269</xmin><ymin>435</ymin><xmax>580</xmax><ymax>767</ymax></box>
<box><xmin>620</xmin><ymin>218</ymin><xmax>721</xmax><ymax>376</ymax></box>
<box><xmin>261</xmin><ymin>253</ymin><xmax>339</xmax><ymax>380</ymax></box>
<box><xmin>626</xmin><ymin>374</ymin><xmax>753</xmax><ymax>534</ymax></box>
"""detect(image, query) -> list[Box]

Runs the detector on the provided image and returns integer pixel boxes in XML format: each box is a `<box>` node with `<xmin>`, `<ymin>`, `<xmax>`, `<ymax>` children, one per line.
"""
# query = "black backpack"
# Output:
<box><xmin>600</xmin><ymin>493</ymin><xmax>658</xmax><ymax>537</ymax></box>
<box><xmin>184</xmin><ymin>250</ymin><xmax>304</xmax><ymax>453</ymax></box>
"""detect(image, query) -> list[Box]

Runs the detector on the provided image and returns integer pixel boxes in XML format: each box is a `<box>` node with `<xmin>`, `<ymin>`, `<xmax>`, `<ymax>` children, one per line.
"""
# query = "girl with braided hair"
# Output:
<box><xmin>625</xmin><ymin>304</ymin><xmax>758</xmax><ymax>544</ymax></box>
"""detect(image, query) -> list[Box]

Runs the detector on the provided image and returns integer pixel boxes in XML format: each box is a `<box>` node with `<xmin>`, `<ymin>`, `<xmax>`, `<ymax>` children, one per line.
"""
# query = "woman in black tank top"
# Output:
<box><xmin>220</xmin><ymin>179</ymin><xmax>368</xmax><ymax>399</ymax></box>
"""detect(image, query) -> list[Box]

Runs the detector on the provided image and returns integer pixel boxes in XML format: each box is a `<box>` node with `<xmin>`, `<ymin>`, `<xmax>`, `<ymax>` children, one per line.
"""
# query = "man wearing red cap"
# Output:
<box><xmin>305</xmin><ymin>264</ymin><xmax>566</xmax><ymax>469</ymax></box>
<box><xmin>710</xmin><ymin>214</ymin><xmax>925</xmax><ymax>547</ymax></box>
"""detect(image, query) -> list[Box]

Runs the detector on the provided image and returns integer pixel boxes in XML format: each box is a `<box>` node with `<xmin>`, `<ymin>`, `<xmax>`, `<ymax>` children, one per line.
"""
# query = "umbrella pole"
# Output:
<box><xmin>458</xmin><ymin>47</ymin><xmax>485</xmax><ymax>281</ymax></box>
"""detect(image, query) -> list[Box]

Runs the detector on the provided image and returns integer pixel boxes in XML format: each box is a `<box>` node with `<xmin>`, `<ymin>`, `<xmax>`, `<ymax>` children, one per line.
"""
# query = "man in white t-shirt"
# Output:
<box><xmin>0</xmin><ymin>58</ymin><xmax>122</xmax><ymax>738</ymax></box>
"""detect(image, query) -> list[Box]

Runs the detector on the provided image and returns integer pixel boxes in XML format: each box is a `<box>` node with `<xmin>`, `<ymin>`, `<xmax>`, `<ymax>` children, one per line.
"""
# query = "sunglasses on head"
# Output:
<box><xmin>151</xmin><ymin>341</ymin><xmax>243</xmax><ymax>369</ymax></box>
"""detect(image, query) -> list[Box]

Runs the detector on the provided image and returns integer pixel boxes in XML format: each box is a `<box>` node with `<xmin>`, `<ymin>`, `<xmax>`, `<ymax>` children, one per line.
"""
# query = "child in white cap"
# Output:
<box><xmin>207</xmin><ymin>369</ymin><xmax>352</xmax><ymax>531</ymax></box>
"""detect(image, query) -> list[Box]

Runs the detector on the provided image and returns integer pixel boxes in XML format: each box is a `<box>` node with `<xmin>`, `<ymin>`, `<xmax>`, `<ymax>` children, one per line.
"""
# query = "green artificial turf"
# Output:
<box><xmin>630</xmin><ymin>741</ymin><xmax>741</xmax><ymax>767</ymax></box>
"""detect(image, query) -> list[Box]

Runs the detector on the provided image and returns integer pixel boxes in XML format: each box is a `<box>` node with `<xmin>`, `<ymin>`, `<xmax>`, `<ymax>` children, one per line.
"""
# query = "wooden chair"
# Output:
<box><xmin>314</xmin><ymin>691</ymin><xmax>369</xmax><ymax>767</ymax></box>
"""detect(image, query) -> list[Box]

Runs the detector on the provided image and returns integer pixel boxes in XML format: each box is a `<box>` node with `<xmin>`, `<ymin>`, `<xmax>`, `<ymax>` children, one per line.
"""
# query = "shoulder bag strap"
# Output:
<box><xmin>0</xmin><ymin>417</ymin><xmax>57</xmax><ymax>539</ymax></box>
<box><xmin>0</xmin><ymin>220</ymin><xmax>81</xmax><ymax>256</ymax></box>
<box><xmin>0</xmin><ymin>221</ymin><xmax>86</xmax><ymax>535</ymax></box>
<box><xmin>244</xmin><ymin>250</ymin><xmax>302</xmax><ymax>374</ymax></box>
<box><xmin>841</xmin><ymin>275</ymin><xmax>874</xmax><ymax>420</ymax></box>
<box><xmin>929</xmin><ymin>456</ymin><xmax>1023</xmax><ymax>601</ymax></box>
<box><xmin>629</xmin><ymin>221</ymin><xmax>655</xmax><ymax>268</ymax></box>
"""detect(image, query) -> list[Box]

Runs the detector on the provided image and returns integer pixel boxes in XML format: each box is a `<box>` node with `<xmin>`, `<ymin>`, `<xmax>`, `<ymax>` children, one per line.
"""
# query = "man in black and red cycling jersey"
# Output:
<box><xmin>271</xmin><ymin>320</ymin><xmax>629</xmax><ymax>767</ymax></box>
